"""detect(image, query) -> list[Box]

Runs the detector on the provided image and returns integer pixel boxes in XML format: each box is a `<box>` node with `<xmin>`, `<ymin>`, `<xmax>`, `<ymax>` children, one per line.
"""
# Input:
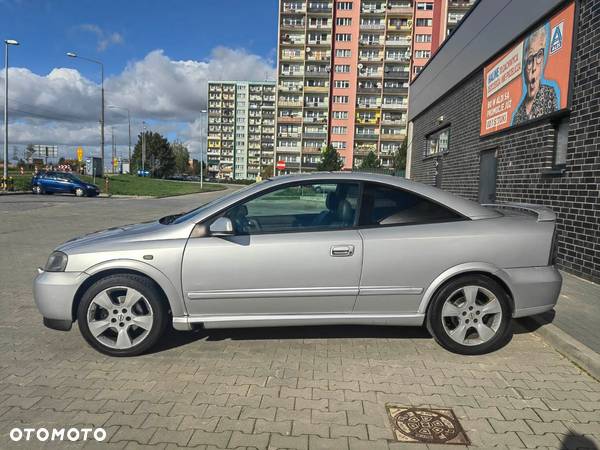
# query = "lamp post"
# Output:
<box><xmin>3</xmin><ymin>39</ymin><xmax>19</xmax><ymax>188</ymax></box>
<box><xmin>200</xmin><ymin>109</ymin><xmax>207</xmax><ymax>190</ymax></box>
<box><xmin>108</xmin><ymin>105</ymin><xmax>131</xmax><ymax>168</ymax></box>
<box><xmin>141</xmin><ymin>121</ymin><xmax>146</xmax><ymax>175</ymax></box>
<box><xmin>67</xmin><ymin>52</ymin><xmax>104</xmax><ymax>173</ymax></box>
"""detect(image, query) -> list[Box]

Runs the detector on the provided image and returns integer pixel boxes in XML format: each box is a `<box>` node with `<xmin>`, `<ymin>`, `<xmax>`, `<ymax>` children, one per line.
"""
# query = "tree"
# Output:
<box><xmin>12</xmin><ymin>145</ymin><xmax>19</xmax><ymax>162</ymax></box>
<box><xmin>132</xmin><ymin>131</ymin><xmax>175</xmax><ymax>178</ymax></box>
<box><xmin>359</xmin><ymin>151</ymin><xmax>381</xmax><ymax>170</ymax></box>
<box><xmin>260</xmin><ymin>164</ymin><xmax>273</xmax><ymax>179</ymax></box>
<box><xmin>316</xmin><ymin>145</ymin><xmax>344</xmax><ymax>171</ymax></box>
<box><xmin>24</xmin><ymin>144</ymin><xmax>35</xmax><ymax>162</ymax></box>
<box><xmin>392</xmin><ymin>138</ymin><xmax>407</xmax><ymax>173</ymax></box>
<box><xmin>171</xmin><ymin>140</ymin><xmax>190</xmax><ymax>174</ymax></box>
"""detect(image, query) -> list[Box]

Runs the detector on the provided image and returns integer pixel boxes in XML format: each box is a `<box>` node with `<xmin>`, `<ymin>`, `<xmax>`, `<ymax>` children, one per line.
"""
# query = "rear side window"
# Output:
<box><xmin>359</xmin><ymin>183</ymin><xmax>462</xmax><ymax>226</ymax></box>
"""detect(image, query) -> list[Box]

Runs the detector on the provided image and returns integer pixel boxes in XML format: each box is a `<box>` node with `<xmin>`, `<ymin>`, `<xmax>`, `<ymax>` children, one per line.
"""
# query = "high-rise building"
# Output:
<box><xmin>275</xmin><ymin>0</ymin><xmax>413</xmax><ymax>174</ymax></box>
<box><xmin>207</xmin><ymin>81</ymin><xmax>276</xmax><ymax>180</ymax></box>
<box><xmin>410</xmin><ymin>0</ymin><xmax>475</xmax><ymax>79</ymax></box>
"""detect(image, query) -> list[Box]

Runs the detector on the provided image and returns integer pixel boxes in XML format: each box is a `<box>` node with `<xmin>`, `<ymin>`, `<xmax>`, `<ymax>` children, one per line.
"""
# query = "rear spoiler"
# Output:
<box><xmin>481</xmin><ymin>202</ymin><xmax>556</xmax><ymax>222</ymax></box>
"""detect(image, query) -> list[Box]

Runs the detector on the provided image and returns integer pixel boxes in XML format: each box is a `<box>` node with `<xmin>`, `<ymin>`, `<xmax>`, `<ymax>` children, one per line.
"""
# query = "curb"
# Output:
<box><xmin>522</xmin><ymin>316</ymin><xmax>600</xmax><ymax>381</ymax></box>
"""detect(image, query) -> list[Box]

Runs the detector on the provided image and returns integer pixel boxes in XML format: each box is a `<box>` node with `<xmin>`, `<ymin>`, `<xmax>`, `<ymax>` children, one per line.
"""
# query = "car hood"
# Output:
<box><xmin>57</xmin><ymin>220</ymin><xmax>162</xmax><ymax>253</ymax></box>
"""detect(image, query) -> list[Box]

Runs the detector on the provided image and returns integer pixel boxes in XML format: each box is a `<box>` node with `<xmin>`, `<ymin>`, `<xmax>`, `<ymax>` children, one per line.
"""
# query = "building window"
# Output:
<box><xmin>333</xmin><ymin>95</ymin><xmax>349</xmax><ymax>104</ymax></box>
<box><xmin>335</xmin><ymin>49</ymin><xmax>352</xmax><ymax>58</ymax></box>
<box><xmin>416</xmin><ymin>18</ymin><xmax>433</xmax><ymax>27</ymax></box>
<box><xmin>413</xmin><ymin>65</ymin><xmax>423</xmax><ymax>74</ymax></box>
<box><xmin>334</xmin><ymin>64</ymin><xmax>351</xmax><ymax>73</ymax></box>
<box><xmin>414</xmin><ymin>50</ymin><xmax>431</xmax><ymax>59</ymax></box>
<box><xmin>416</xmin><ymin>2</ymin><xmax>434</xmax><ymax>10</ymax></box>
<box><xmin>415</xmin><ymin>34</ymin><xmax>432</xmax><ymax>43</ymax></box>
<box><xmin>336</xmin><ymin>17</ymin><xmax>352</xmax><ymax>26</ymax></box>
<box><xmin>553</xmin><ymin>118</ymin><xmax>569</xmax><ymax>167</ymax></box>
<box><xmin>334</xmin><ymin>80</ymin><xmax>350</xmax><ymax>88</ymax></box>
<box><xmin>425</xmin><ymin>127</ymin><xmax>450</xmax><ymax>157</ymax></box>
<box><xmin>333</xmin><ymin>111</ymin><xmax>349</xmax><ymax>119</ymax></box>
<box><xmin>337</xmin><ymin>1</ymin><xmax>353</xmax><ymax>10</ymax></box>
<box><xmin>332</xmin><ymin>126</ymin><xmax>348</xmax><ymax>134</ymax></box>
<box><xmin>331</xmin><ymin>141</ymin><xmax>347</xmax><ymax>149</ymax></box>
<box><xmin>336</xmin><ymin>33</ymin><xmax>352</xmax><ymax>42</ymax></box>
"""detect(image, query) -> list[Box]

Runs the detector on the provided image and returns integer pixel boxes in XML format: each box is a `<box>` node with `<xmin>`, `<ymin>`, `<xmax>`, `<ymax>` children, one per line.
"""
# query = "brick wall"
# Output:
<box><xmin>409</xmin><ymin>0</ymin><xmax>599</xmax><ymax>282</ymax></box>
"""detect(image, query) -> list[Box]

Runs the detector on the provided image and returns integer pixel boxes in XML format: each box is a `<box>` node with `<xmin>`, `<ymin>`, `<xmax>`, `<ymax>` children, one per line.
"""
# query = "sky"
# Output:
<box><xmin>0</xmin><ymin>0</ymin><xmax>278</xmax><ymax>160</ymax></box>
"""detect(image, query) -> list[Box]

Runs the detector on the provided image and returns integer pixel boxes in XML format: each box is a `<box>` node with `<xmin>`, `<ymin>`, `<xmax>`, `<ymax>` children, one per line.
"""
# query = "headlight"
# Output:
<box><xmin>44</xmin><ymin>251</ymin><xmax>68</xmax><ymax>272</ymax></box>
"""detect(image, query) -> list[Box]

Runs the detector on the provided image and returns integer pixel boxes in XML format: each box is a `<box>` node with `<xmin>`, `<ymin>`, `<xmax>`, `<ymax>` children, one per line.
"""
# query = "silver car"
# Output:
<box><xmin>34</xmin><ymin>173</ymin><xmax>562</xmax><ymax>356</ymax></box>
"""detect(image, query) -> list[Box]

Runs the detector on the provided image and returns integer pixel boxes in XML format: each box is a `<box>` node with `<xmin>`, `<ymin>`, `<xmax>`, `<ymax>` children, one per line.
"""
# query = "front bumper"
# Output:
<box><xmin>508</xmin><ymin>266</ymin><xmax>562</xmax><ymax>318</ymax></box>
<box><xmin>33</xmin><ymin>268</ymin><xmax>89</xmax><ymax>331</ymax></box>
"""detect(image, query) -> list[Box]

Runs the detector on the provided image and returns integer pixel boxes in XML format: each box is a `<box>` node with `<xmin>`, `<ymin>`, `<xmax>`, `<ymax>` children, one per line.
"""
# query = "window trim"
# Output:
<box><xmin>198</xmin><ymin>179</ymin><xmax>469</xmax><ymax>237</ymax></box>
<box><xmin>423</xmin><ymin>125</ymin><xmax>451</xmax><ymax>159</ymax></box>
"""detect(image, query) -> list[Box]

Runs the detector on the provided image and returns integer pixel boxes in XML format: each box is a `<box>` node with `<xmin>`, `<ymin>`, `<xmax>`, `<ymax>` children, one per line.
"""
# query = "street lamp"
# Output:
<box><xmin>3</xmin><ymin>39</ymin><xmax>19</xmax><ymax>188</ymax></box>
<box><xmin>200</xmin><ymin>109</ymin><xmax>207</xmax><ymax>189</ymax></box>
<box><xmin>107</xmin><ymin>105</ymin><xmax>131</xmax><ymax>169</ymax></box>
<box><xmin>67</xmin><ymin>52</ymin><xmax>104</xmax><ymax>173</ymax></box>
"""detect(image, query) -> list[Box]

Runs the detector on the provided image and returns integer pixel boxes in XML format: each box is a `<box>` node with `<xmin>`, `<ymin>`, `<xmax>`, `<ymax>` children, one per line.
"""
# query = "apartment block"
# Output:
<box><xmin>411</xmin><ymin>0</ymin><xmax>475</xmax><ymax>78</ymax></box>
<box><xmin>207</xmin><ymin>81</ymin><xmax>276</xmax><ymax>180</ymax></box>
<box><xmin>275</xmin><ymin>0</ymin><xmax>413</xmax><ymax>173</ymax></box>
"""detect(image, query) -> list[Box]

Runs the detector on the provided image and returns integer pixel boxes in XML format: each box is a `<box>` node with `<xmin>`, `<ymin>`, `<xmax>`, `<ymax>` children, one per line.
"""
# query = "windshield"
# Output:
<box><xmin>164</xmin><ymin>181</ymin><xmax>270</xmax><ymax>225</ymax></box>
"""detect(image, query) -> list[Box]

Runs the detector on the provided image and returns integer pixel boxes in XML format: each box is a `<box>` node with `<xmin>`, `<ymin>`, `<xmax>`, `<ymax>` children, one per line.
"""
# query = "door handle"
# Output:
<box><xmin>330</xmin><ymin>245</ymin><xmax>355</xmax><ymax>257</ymax></box>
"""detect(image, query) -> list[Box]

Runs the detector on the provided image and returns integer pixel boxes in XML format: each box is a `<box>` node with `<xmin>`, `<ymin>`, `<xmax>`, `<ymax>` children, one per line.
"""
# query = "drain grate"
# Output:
<box><xmin>386</xmin><ymin>405</ymin><xmax>470</xmax><ymax>445</ymax></box>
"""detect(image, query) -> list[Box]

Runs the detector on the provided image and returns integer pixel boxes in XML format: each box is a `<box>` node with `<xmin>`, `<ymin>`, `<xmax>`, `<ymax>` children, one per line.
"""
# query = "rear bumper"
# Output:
<box><xmin>33</xmin><ymin>269</ymin><xmax>89</xmax><ymax>331</ymax></box>
<box><xmin>507</xmin><ymin>266</ymin><xmax>562</xmax><ymax>318</ymax></box>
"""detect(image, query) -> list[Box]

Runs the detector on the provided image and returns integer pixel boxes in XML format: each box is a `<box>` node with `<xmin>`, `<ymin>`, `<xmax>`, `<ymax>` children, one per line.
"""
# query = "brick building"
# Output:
<box><xmin>407</xmin><ymin>0</ymin><xmax>599</xmax><ymax>282</ymax></box>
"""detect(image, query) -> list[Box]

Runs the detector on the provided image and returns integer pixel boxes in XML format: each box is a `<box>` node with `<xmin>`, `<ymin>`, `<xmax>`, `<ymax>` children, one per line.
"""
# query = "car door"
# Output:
<box><xmin>41</xmin><ymin>172</ymin><xmax>60</xmax><ymax>193</ymax></box>
<box><xmin>355</xmin><ymin>182</ymin><xmax>466</xmax><ymax>314</ymax></box>
<box><xmin>181</xmin><ymin>181</ymin><xmax>363</xmax><ymax>316</ymax></box>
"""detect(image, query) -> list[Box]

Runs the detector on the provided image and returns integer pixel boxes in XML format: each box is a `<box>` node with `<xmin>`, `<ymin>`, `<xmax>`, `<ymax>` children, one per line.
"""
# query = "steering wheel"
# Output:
<box><xmin>245</xmin><ymin>218</ymin><xmax>262</xmax><ymax>233</ymax></box>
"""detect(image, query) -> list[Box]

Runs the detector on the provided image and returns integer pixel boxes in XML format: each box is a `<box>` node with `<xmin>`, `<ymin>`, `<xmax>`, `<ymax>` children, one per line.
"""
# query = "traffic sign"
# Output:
<box><xmin>76</xmin><ymin>147</ymin><xmax>83</xmax><ymax>162</ymax></box>
<box><xmin>276</xmin><ymin>160</ymin><xmax>286</xmax><ymax>170</ymax></box>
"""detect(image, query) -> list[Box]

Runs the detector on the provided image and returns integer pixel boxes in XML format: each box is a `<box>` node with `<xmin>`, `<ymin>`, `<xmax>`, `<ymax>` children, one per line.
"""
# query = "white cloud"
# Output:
<box><xmin>1</xmin><ymin>47</ymin><xmax>276</xmax><ymax>158</ymax></box>
<box><xmin>76</xmin><ymin>24</ymin><xmax>124</xmax><ymax>52</ymax></box>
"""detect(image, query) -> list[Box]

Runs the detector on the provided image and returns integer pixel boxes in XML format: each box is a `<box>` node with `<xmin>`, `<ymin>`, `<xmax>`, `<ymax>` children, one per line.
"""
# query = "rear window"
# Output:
<box><xmin>359</xmin><ymin>183</ymin><xmax>462</xmax><ymax>226</ymax></box>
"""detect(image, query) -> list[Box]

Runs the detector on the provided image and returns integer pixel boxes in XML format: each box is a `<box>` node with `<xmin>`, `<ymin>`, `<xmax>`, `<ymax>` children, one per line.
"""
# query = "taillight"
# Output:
<box><xmin>549</xmin><ymin>227</ymin><xmax>559</xmax><ymax>265</ymax></box>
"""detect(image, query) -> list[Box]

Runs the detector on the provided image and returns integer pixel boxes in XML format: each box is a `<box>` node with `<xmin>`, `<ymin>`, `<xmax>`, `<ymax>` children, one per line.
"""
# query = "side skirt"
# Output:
<box><xmin>172</xmin><ymin>313</ymin><xmax>425</xmax><ymax>331</ymax></box>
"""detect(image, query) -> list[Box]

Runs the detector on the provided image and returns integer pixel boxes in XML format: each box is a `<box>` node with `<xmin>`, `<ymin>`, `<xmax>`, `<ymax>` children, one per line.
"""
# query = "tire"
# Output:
<box><xmin>32</xmin><ymin>185</ymin><xmax>44</xmax><ymax>195</ymax></box>
<box><xmin>426</xmin><ymin>274</ymin><xmax>512</xmax><ymax>355</ymax></box>
<box><xmin>75</xmin><ymin>188</ymin><xmax>86</xmax><ymax>197</ymax></box>
<box><xmin>77</xmin><ymin>274</ymin><xmax>169</xmax><ymax>357</ymax></box>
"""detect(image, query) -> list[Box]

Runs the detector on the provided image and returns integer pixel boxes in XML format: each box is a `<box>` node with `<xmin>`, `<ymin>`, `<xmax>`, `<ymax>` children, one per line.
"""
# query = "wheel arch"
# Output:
<box><xmin>72</xmin><ymin>260</ymin><xmax>186</xmax><ymax>321</ymax></box>
<box><xmin>418</xmin><ymin>263</ymin><xmax>515</xmax><ymax>316</ymax></box>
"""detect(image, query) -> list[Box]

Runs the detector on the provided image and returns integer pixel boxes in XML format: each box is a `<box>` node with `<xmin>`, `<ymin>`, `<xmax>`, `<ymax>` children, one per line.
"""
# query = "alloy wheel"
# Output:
<box><xmin>86</xmin><ymin>286</ymin><xmax>154</xmax><ymax>349</ymax></box>
<box><xmin>440</xmin><ymin>285</ymin><xmax>503</xmax><ymax>346</ymax></box>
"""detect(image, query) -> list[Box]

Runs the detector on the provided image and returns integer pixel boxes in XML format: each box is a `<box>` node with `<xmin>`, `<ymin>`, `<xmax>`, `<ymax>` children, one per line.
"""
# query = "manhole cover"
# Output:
<box><xmin>386</xmin><ymin>405</ymin><xmax>470</xmax><ymax>445</ymax></box>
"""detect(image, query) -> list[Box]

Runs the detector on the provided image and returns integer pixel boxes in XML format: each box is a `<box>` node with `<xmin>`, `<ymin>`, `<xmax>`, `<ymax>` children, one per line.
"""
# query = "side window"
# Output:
<box><xmin>359</xmin><ymin>183</ymin><xmax>461</xmax><ymax>226</ymax></box>
<box><xmin>222</xmin><ymin>182</ymin><xmax>360</xmax><ymax>234</ymax></box>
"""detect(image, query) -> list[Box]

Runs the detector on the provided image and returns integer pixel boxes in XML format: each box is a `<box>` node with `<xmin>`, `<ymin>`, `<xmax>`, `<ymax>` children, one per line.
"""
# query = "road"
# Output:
<box><xmin>0</xmin><ymin>191</ymin><xmax>599</xmax><ymax>449</ymax></box>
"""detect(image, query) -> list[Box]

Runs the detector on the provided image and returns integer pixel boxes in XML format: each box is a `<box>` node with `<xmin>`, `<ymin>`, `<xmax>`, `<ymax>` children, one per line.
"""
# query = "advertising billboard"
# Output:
<box><xmin>480</xmin><ymin>2</ymin><xmax>575</xmax><ymax>136</ymax></box>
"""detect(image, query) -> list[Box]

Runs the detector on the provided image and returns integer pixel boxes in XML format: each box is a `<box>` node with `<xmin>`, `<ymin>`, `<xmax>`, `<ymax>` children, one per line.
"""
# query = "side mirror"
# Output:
<box><xmin>209</xmin><ymin>217</ymin><xmax>234</xmax><ymax>236</ymax></box>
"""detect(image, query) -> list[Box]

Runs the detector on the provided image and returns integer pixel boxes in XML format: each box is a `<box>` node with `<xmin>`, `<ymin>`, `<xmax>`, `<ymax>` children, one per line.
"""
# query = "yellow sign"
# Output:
<box><xmin>76</xmin><ymin>147</ymin><xmax>83</xmax><ymax>162</ymax></box>
<box><xmin>113</xmin><ymin>158</ymin><xmax>119</xmax><ymax>168</ymax></box>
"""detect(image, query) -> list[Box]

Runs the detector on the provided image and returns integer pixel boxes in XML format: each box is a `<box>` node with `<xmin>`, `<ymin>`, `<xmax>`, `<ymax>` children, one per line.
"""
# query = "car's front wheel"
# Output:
<box><xmin>75</xmin><ymin>187</ymin><xmax>86</xmax><ymax>197</ymax></box>
<box><xmin>427</xmin><ymin>274</ymin><xmax>512</xmax><ymax>355</ymax></box>
<box><xmin>32</xmin><ymin>185</ymin><xmax>44</xmax><ymax>195</ymax></box>
<box><xmin>77</xmin><ymin>274</ymin><xmax>169</xmax><ymax>357</ymax></box>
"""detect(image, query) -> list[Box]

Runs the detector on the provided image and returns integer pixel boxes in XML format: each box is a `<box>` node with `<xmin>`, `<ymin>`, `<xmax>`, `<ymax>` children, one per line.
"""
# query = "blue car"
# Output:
<box><xmin>32</xmin><ymin>171</ymin><xmax>100</xmax><ymax>197</ymax></box>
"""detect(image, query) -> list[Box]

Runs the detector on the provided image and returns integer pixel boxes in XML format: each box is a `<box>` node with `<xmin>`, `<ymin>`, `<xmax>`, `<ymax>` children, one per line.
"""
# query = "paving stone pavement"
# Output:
<box><xmin>1</xmin><ymin>193</ymin><xmax>599</xmax><ymax>449</ymax></box>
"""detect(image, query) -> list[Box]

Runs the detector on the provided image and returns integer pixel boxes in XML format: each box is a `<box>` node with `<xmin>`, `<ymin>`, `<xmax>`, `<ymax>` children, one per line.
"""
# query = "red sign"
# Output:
<box><xmin>276</xmin><ymin>160</ymin><xmax>286</xmax><ymax>170</ymax></box>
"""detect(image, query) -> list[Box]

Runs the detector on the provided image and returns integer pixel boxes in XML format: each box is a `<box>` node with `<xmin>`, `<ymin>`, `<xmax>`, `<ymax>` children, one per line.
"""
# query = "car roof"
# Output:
<box><xmin>267</xmin><ymin>172</ymin><xmax>500</xmax><ymax>220</ymax></box>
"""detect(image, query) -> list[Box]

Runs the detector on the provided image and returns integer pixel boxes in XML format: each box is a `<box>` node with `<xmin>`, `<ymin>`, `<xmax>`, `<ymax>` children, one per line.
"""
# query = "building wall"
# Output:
<box><xmin>409</xmin><ymin>0</ymin><xmax>600</xmax><ymax>282</ymax></box>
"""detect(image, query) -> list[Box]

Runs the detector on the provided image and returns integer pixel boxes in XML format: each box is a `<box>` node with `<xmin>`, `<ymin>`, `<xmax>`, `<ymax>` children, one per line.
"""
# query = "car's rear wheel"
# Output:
<box><xmin>426</xmin><ymin>274</ymin><xmax>512</xmax><ymax>355</ymax></box>
<box><xmin>75</xmin><ymin>187</ymin><xmax>86</xmax><ymax>197</ymax></box>
<box><xmin>77</xmin><ymin>274</ymin><xmax>168</xmax><ymax>357</ymax></box>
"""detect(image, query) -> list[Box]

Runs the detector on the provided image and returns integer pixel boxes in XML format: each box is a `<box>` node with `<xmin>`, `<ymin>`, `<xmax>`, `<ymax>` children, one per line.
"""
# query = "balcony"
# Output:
<box><xmin>387</xmin><ymin>24</ymin><xmax>412</xmax><ymax>32</ymax></box>
<box><xmin>385</xmin><ymin>39</ymin><xmax>411</xmax><ymax>47</ymax></box>
<box><xmin>360</xmin><ymin>23</ymin><xmax>385</xmax><ymax>30</ymax></box>
<box><xmin>281</xmin><ymin>22</ymin><xmax>305</xmax><ymax>30</ymax></box>
<box><xmin>381</xmin><ymin>102</ymin><xmax>408</xmax><ymax>110</ymax></box>
<box><xmin>355</xmin><ymin>133</ymin><xmax>379</xmax><ymax>140</ymax></box>
<box><xmin>305</xmin><ymin>69</ymin><xmax>330</xmax><ymax>78</ymax></box>
<box><xmin>383</xmin><ymin>85</ymin><xmax>408</xmax><ymax>93</ymax></box>
<box><xmin>361</xmin><ymin>7</ymin><xmax>386</xmax><ymax>14</ymax></box>
<box><xmin>282</xmin><ymin>5</ymin><xmax>306</xmax><ymax>14</ymax></box>
<box><xmin>380</xmin><ymin>133</ymin><xmax>405</xmax><ymax>140</ymax></box>
<box><xmin>307</xmin><ymin>23</ymin><xmax>331</xmax><ymax>29</ymax></box>
<box><xmin>278</xmin><ymin>100</ymin><xmax>303</xmax><ymax>107</ymax></box>
<box><xmin>384</xmin><ymin>70</ymin><xmax>409</xmax><ymax>80</ymax></box>
<box><xmin>307</xmin><ymin>40</ymin><xmax>331</xmax><ymax>46</ymax></box>
<box><xmin>302</xmin><ymin>147</ymin><xmax>322</xmax><ymax>154</ymax></box>
<box><xmin>306</xmin><ymin>4</ymin><xmax>332</xmax><ymax>14</ymax></box>
<box><xmin>280</xmin><ymin>37</ymin><xmax>305</xmax><ymax>46</ymax></box>
<box><xmin>280</xmin><ymin>71</ymin><xmax>304</xmax><ymax>77</ymax></box>
<box><xmin>303</xmin><ymin>116</ymin><xmax>327</xmax><ymax>123</ymax></box>
<box><xmin>303</xmin><ymin>131</ymin><xmax>327</xmax><ymax>139</ymax></box>
<box><xmin>358</xmin><ymin>71</ymin><xmax>383</xmax><ymax>79</ymax></box>
<box><xmin>278</xmin><ymin>132</ymin><xmax>301</xmax><ymax>138</ymax></box>
<box><xmin>304</xmin><ymin>102</ymin><xmax>329</xmax><ymax>109</ymax></box>
<box><xmin>278</xmin><ymin>115</ymin><xmax>302</xmax><ymax>123</ymax></box>
<box><xmin>280</xmin><ymin>53</ymin><xmax>304</xmax><ymax>61</ymax></box>
<box><xmin>356</xmin><ymin>102</ymin><xmax>382</xmax><ymax>109</ymax></box>
<box><xmin>358</xmin><ymin>55</ymin><xmax>383</xmax><ymax>62</ymax></box>
<box><xmin>355</xmin><ymin>117</ymin><xmax>379</xmax><ymax>125</ymax></box>
<box><xmin>357</xmin><ymin>85</ymin><xmax>380</xmax><ymax>94</ymax></box>
<box><xmin>381</xmin><ymin>118</ymin><xmax>405</xmax><ymax>125</ymax></box>
<box><xmin>304</xmin><ymin>85</ymin><xmax>329</xmax><ymax>92</ymax></box>
<box><xmin>359</xmin><ymin>40</ymin><xmax>384</xmax><ymax>47</ymax></box>
<box><xmin>276</xmin><ymin>146</ymin><xmax>301</xmax><ymax>153</ymax></box>
<box><xmin>386</xmin><ymin>4</ymin><xmax>413</xmax><ymax>15</ymax></box>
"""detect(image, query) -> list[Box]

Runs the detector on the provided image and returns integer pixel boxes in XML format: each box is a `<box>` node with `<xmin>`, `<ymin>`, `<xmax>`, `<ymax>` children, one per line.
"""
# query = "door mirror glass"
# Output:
<box><xmin>209</xmin><ymin>217</ymin><xmax>234</xmax><ymax>236</ymax></box>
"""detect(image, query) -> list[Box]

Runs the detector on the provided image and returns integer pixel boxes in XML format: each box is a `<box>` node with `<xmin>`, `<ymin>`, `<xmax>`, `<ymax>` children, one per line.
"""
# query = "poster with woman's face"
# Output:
<box><xmin>480</xmin><ymin>2</ymin><xmax>575</xmax><ymax>136</ymax></box>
